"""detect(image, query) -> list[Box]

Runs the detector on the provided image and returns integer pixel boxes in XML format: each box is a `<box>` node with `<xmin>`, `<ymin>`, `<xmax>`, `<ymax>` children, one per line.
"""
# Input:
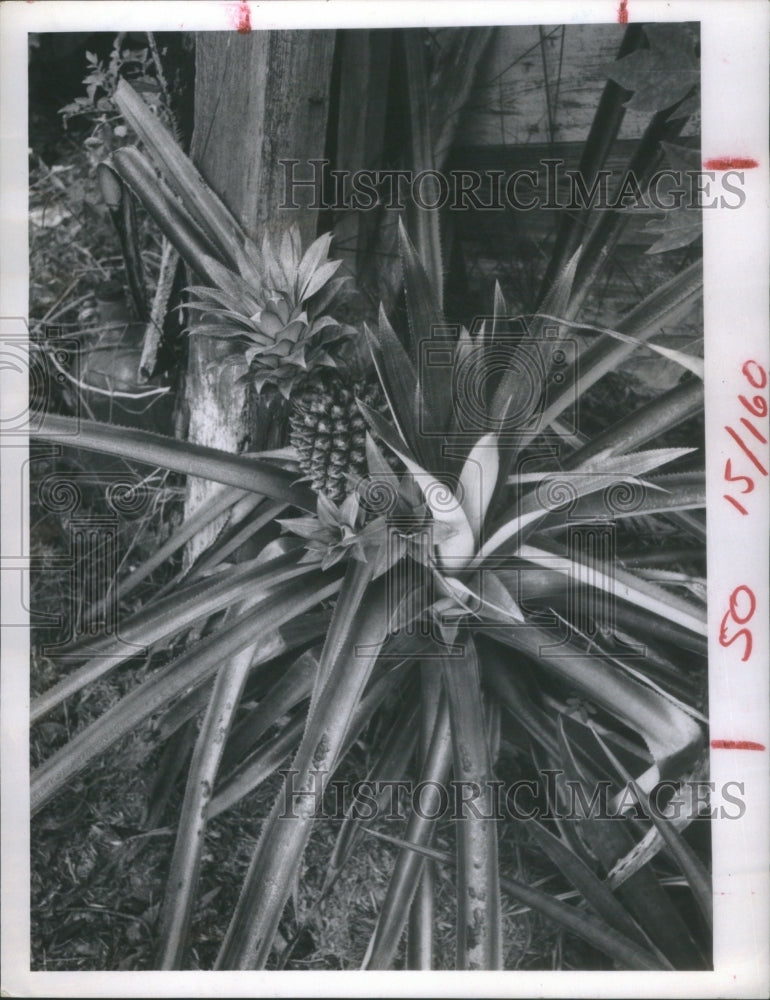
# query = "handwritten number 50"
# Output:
<box><xmin>718</xmin><ymin>585</ymin><xmax>756</xmax><ymax>662</ymax></box>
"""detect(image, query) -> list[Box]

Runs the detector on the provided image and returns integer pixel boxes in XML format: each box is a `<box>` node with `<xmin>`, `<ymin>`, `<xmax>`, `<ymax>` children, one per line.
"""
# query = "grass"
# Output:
<box><xmin>31</xmin><ymin>689</ymin><xmax>579</xmax><ymax>970</ymax></box>
<box><xmin>28</xmin><ymin>79</ymin><xmax>181</xmax><ymax>963</ymax></box>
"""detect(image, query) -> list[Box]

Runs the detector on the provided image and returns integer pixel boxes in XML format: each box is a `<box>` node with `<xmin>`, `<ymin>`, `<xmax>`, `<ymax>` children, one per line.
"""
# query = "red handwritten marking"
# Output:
<box><xmin>718</xmin><ymin>584</ymin><xmax>756</xmax><ymax>662</ymax></box>
<box><xmin>723</xmin><ymin>493</ymin><xmax>748</xmax><ymax>515</ymax></box>
<box><xmin>618</xmin><ymin>0</ymin><xmax>629</xmax><ymax>23</ymax></box>
<box><xmin>725</xmin><ymin>425</ymin><xmax>768</xmax><ymax>475</ymax></box>
<box><xmin>739</xmin><ymin>394</ymin><xmax>768</xmax><ymax>419</ymax></box>
<box><xmin>723</xmin><ymin>360</ymin><xmax>769</xmax><ymax>514</ymax></box>
<box><xmin>741</xmin><ymin>415</ymin><xmax>768</xmax><ymax>442</ymax></box>
<box><xmin>744</xmin><ymin>359</ymin><xmax>768</xmax><ymax>389</ymax></box>
<box><xmin>703</xmin><ymin>157</ymin><xmax>759</xmax><ymax>170</ymax></box>
<box><xmin>233</xmin><ymin>0</ymin><xmax>251</xmax><ymax>33</ymax></box>
<box><xmin>711</xmin><ymin>740</ymin><xmax>766</xmax><ymax>751</ymax></box>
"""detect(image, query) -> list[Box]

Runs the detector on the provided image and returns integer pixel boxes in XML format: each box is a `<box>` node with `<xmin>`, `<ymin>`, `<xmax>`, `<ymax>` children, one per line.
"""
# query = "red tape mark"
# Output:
<box><xmin>233</xmin><ymin>0</ymin><xmax>251</xmax><ymax>33</ymax></box>
<box><xmin>618</xmin><ymin>0</ymin><xmax>629</xmax><ymax>23</ymax></box>
<box><xmin>703</xmin><ymin>157</ymin><xmax>759</xmax><ymax>170</ymax></box>
<box><xmin>711</xmin><ymin>739</ymin><xmax>766</xmax><ymax>751</ymax></box>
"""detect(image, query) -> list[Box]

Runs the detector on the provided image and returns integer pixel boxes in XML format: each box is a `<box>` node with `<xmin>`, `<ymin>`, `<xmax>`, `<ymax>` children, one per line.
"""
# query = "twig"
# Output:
<box><xmin>139</xmin><ymin>237</ymin><xmax>179</xmax><ymax>382</ymax></box>
<box><xmin>31</xmin><ymin>287</ymin><xmax>90</xmax><ymax>334</ymax></box>
<box><xmin>36</xmin><ymin>342</ymin><xmax>171</xmax><ymax>399</ymax></box>
<box><xmin>146</xmin><ymin>32</ymin><xmax>177</xmax><ymax>135</ymax></box>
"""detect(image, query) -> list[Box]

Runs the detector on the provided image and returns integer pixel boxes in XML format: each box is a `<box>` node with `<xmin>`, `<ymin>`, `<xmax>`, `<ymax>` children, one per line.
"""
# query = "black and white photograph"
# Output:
<box><xmin>1</xmin><ymin>1</ymin><xmax>768</xmax><ymax>995</ymax></box>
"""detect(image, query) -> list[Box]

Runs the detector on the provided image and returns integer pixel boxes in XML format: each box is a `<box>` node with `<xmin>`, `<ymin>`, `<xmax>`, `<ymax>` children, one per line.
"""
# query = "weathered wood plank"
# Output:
<box><xmin>461</xmin><ymin>24</ymin><xmax>697</xmax><ymax>148</ymax></box>
<box><xmin>183</xmin><ymin>31</ymin><xmax>335</xmax><ymax>562</ymax></box>
<box><xmin>343</xmin><ymin>27</ymin><xmax>496</xmax><ymax>312</ymax></box>
<box><xmin>446</xmin><ymin>137</ymin><xmax>699</xmax><ymax>323</ymax></box>
<box><xmin>447</xmin><ymin>139</ymin><xmax>686</xmax><ymax>249</ymax></box>
<box><xmin>332</xmin><ymin>29</ymin><xmax>392</xmax><ymax>282</ymax></box>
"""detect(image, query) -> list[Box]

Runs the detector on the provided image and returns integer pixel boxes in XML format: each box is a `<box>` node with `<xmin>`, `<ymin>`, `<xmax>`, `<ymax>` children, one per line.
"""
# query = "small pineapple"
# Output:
<box><xmin>289</xmin><ymin>370</ymin><xmax>384</xmax><ymax>504</ymax></box>
<box><xmin>186</xmin><ymin>223</ymin><xmax>394</xmax><ymax>500</ymax></box>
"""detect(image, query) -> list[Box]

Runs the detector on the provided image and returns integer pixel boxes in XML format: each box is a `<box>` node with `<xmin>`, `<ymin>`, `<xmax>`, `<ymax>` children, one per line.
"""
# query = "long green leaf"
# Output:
<box><xmin>500</xmin><ymin>873</ymin><xmax>667</xmax><ymax>971</ymax></box>
<box><xmin>191</xmin><ymin>501</ymin><xmax>287</xmax><ymax>578</ymax></box>
<box><xmin>539</xmin><ymin>24</ymin><xmax>645</xmax><ymax>293</ymax></box>
<box><xmin>215</xmin><ymin>569</ymin><xmax>391</xmax><ymax>969</ymax></box>
<box><xmin>209</xmin><ymin>714</ymin><xmax>306</xmax><ymax>820</ymax></box>
<box><xmin>142</xmin><ymin>620</ymin><xmax>323</xmax><ymax>751</ymax></box>
<box><xmin>113</xmin><ymin>79</ymin><xmax>251</xmax><ymax>276</ymax></box>
<box><xmin>539</xmin><ymin>260</ymin><xmax>702</xmax><ymax>439</ymax></box>
<box><xmin>398</xmin><ymin>216</ymin><xmax>444</xmax><ymax>361</ymax></box>
<box><xmin>563</xmin><ymin>475</ymin><xmax>705</xmax><ymax>522</ymax></box>
<box><xmin>109</xmin><ymin>148</ymin><xmax>228</xmax><ymax>286</ymax></box>
<box><xmin>487</xmin><ymin>625</ymin><xmax>703</xmax><ymax>779</ymax></box>
<box><xmin>31</xmin><ymin>551</ymin><xmax>312</xmax><ymax>722</ymax></box>
<box><xmin>143</xmin><ymin>718</ymin><xmax>198</xmax><ymax>831</ymax></box>
<box><xmin>538</xmin><ymin>312</ymin><xmax>703</xmax><ymax>378</ymax></box>
<box><xmin>482</xmin><ymin>448</ymin><xmax>692</xmax><ymax>561</ymax></box>
<box><xmin>403</xmin><ymin>33</ymin><xmax>443</xmax><ymax>313</ymax></box>
<box><xmin>83</xmin><ymin>485</ymin><xmax>249</xmax><ymax>623</ymax></box>
<box><xmin>527</xmin><ymin>821</ymin><xmax>659</xmax><ymax>952</ymax></box>
<box><xmin>515</xmin><ymin>542</ymin><xmax>706</xmax><ymax>636</ymax></box>
<box><xmin>407</xmin><ymin>862</ymin><xmax>435</xmax><ymax>970</ymax></box>
<box><xmin>157</xmin><ymin>639</ymin><xmax>257</xmax><ymax>969</ymax></box>
<box><xmin>554</xmin><ymin>721</ymin><xmax>706</xmax><ymax>968</ymax></box>
<box><xmin>210</xmin><ymin>659</ymin><xmax>406</xmax><ymax>822</ymax></box>
<box><xmin>634</xmin><ymin>796</ymin><xmax>713</xmax><ymax>934</ymax></box>
<box><xmin>569</xmin><ymin>101</ymin><xmax>692</xmax><ymax>314</ymax></box>
<box><xmin>590</xmin><ymin>729</ymin><xmax>712</xmax><ymax>931</ymax></box>
<box><xmin>490</xmin><ymin>250</ymin><xmax>580</xmax><ymax>429</ymax></box>
<box><xmin>365</xmin><ymin>829</ymin><xmax>666</xmax><ymax>971</ymax></box>
<box><xmin>32</xmin><ymin>414</ymin><xmax>316</xmax><ymax>510</ymax></box>
<box><xmin>441</xmin><ymin>639</ymin><xmax>502</xmax><ymax>970</ymax></box>
<box><xmin>595</xmin><ymin>591</ymin><xmax>708</xmax><ymax>657</ymax></box>
<box><xmin>365</xmin><ymin>310</ymin><xmax>424</xmax><ymax>461</ymax></box>
<box><xmin>307</xmin><ymin>555</ymin><xmax>376</xmax><ymax>708</ymax></box>
<box><xmin>220</xmin><ymin>649</ymin><xmax>319</xmax><ymax>774</ymax></box>
<box><xmin>406</xmin><ymin>665</ymin><xmax>443</xmax><ymax>970</ymax></box>
<box><xmin>481</xmin><ymin>652</ymin><xmax>559</xmax><ymax>760</ymax></box>
<box><xmin>395</xmin><ymin>222</ymin><xmax>453</xmax><ymax>472</ymax></box>
<box><xmin>362</xmin><ymin>692</ymin><xmax>452</xmax><ymax>970</ymax></box>
<box><xmin>563</xmin><ymin>378</ymin><xmax>704</xmax><ymax>469</ymax></box>
<box><xmin>430</xmin><ymin>29</ymin><xmax>496</xmax><ymax>168</ymax></box>
<box><xmin>31</xmin><ymin>575</ymin><xmax>337</xmax><ymax>814</ymax></box>
<box><xmin>326</xmin><ymin>700</ymin><xmax>419</xmax><ymax>887</ymax></box>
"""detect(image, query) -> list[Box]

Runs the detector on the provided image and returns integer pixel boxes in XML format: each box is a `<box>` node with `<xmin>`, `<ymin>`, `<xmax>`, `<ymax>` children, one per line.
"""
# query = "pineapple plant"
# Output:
<box><xmin>28</xmin><ymin>24</ymin><xmax>716</xmax><ymax>975</ymax></box>
<box><xmin>183</xmin><ymin>219</ymin><xmax>386</xmax><ymax>499</ymax></box>
<box><xmin>183</xmin><ymin>222</ymin><xmax>390</xmax><ymax>503</ymax></box>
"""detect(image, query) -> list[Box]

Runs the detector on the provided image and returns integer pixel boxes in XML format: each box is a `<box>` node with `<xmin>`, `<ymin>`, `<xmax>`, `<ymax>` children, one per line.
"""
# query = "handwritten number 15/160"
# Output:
<box><xmin>723</xmin><ymin>360</ymin><xmax>768</xmax><ymax>516</ymax></box>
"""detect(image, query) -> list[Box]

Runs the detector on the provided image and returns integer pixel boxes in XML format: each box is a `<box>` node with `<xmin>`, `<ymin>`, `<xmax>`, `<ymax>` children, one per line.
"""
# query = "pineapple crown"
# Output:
<box><xmin>280</xmin><ymin>428</ymin><xmax>459</xmax><ymax>577</ymax></box>
<box><xmin>277</xmin><ymin>491</ymin><xmax>394</xmax><ymax>574</ymax></box>
<box><xmin>185</xmin><ymin>224</ymin><xmax>356</xmax><ymax>398</ymax></box>
<box><xmin>277</xmin><ymin>473</ymin><xmax>449</xmax><ymax>579</ymax></box>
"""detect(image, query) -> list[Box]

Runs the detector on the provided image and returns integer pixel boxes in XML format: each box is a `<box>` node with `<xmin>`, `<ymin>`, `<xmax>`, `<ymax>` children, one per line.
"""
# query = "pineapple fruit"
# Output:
<box><xmin>289</xmin><ymin>370</ymin><xmax>383</xmax><ymax>504</ymax></box>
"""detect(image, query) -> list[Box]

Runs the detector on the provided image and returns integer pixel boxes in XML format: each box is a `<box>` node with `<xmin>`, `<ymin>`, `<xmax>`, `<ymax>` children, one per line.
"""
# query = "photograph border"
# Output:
<box><xmin>2</xmin><ymin>2</ymin><xmax>768</xmax><ymax>996</ymax></box>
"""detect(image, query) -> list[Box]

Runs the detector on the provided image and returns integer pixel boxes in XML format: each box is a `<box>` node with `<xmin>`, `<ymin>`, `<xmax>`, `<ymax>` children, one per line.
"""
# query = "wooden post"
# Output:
<box><xmin>183</xmin><ymin>31</ymin><xmax>335</xmax><ymax>561</ymax></box>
